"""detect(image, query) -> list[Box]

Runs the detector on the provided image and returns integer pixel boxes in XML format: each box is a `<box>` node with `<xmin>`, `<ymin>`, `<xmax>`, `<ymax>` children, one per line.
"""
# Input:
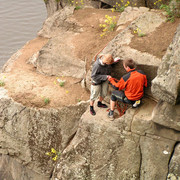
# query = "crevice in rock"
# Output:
<box><xmin>144</xmin><ymin>0</ymin><xmax>148</xmax><ymax>7</ymax></box>
<box><xmin>100</xmin><ymin>2</ymin><xmax>112</xmax><ymax>9</ymax></box>
<box><xmin>65</xmin><ymin>131</ymin><xmax>77</xmax><ymax>148</ymax></box>
<box><xmin>167</xmin><ymin>141</ymin><xmax>179</xmax><ymax>178</ymax></box>
<box><xmin>139</xmin><ymin>138</ymin><xmax>143</xmax><ymax>179</ymax></box>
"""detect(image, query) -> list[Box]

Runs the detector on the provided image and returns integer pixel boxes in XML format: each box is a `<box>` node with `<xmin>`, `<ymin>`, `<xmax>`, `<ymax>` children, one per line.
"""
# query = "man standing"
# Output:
<box><xmin>90</xmin><ymin>54</ymin><xmax>120</xmax><ymax>115</ymax></box>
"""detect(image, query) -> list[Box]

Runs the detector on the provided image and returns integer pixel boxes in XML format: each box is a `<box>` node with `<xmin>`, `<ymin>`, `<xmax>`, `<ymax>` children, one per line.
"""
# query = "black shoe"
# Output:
<box><xmin>108</xmin><ymin>110</ymin><xmax>114</xmax><ymax>121</ymax></box>
<box><xmin>97</xmin><ymin>101</ymin><xmax>108</xmax><ymax>108</ymax></box>
<box><xmin>90</xmin><ymin>106</ymin><xmax>96</xmax><ymax>116</ymax></box>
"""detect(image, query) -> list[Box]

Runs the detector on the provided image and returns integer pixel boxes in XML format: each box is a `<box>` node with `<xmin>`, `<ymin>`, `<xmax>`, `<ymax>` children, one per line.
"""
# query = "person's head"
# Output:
<box><xmin>123</xmin><ymin>59</ymin><xmax>136</xmax><ymax>71</ymax></box>
<box><xmin>101</xmin><ymin>54</ymin><xmax>114</xmax><ymax>65</ymax></box>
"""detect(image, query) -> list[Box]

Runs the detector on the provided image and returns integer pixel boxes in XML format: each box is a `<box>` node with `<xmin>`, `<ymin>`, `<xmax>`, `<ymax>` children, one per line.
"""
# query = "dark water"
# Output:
<box><xmin>0</xmin><ymin>0</ymin><xmax>47</xmax><ymax>69</ymax></box>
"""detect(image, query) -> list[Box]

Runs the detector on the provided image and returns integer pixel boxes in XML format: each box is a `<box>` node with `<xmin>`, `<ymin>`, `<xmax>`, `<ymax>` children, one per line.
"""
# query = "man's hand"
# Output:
<box><xmin>107</xmin><ymin>75</ymin><xmax>112</xmax><ymax>80</ymax></box>
<box><xmin>114</xmin><ymin>57</ymin><xmax>121</xmax><ymax>62</ymax></box>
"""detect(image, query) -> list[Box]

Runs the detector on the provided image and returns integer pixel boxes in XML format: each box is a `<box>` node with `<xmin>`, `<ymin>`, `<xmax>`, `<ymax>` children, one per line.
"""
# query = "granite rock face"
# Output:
<box><xmin>51</xmin><ymin>99</ymin><xmax>179</xmax><ymax>180</ymax></box>
<box><xmin>151</xmin><ymin>24</ymin><xmax>180</xmax><ymax>105</ymax></box>
<box><xmin>0</xmin><ymin>87</ymin><xmax>88</xmax><ymax>179</ymax></box>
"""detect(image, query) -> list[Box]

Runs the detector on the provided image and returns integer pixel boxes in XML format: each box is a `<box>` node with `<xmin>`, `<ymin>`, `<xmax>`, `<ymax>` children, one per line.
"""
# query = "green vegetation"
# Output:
<box><xmin>44</xmin><ymin>97</ymin><xmax>50</xmax><ymax>105</ymax></box>
<box><xmin>138</xmin><ymin>33</ymin><xmax>146</xmax><ymax>37</ymax></box>
<box><xmin>99</xmin><ymin>15</ymin><xmax>117</xmax><ymax>37</ymax></box>
<box><xmin>0</xmin><ymin>80</ymin><xmax>5</xmax><ymax>87</ymax></box>
<box><xmin>59</xmin><ymin>81</ymin><xmax>65</xmax><ymax>87</ymax></box>
<box><xmin>133</xmin><ymin>27</ymin><xmax>146</xmax><ymax>37</ymax></box>
<box><xmin>112</xmin><ymin>0</ymin><xmax>137</xmax><ymax>12</ymax></box>
<box><xmin>160</xmin><ymin>0</ymin><xmax>180</xmax><ymax>22</ymax></box>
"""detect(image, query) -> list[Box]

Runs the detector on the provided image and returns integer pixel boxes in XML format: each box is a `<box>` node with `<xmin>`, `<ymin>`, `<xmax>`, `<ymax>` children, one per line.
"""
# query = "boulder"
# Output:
<box><xmin>117</xmin><ymin>7</ymin><xmax>149</xmax><ymax>26</ymax></box>
<box><xmin>36</xmin><ymin>7</ymin><xmax>86</xmax><ymax>78</ymax></box>
<box><xmin>151</xmin><ymin>101</ymin><xmax>180</xmax><ymax>131</ymax></box>
<box><xmin>38</xmin><ymin>6</ymin><xmax>77</xmax><ymax>38</ymax></box>
<box><xmin>36</xmin><ymin>35</ymin><xmax>86</xmax><ymax>78</ymax></box>
<box><xmin>151</xmin><ymin>24</ymin><xmax>180</xmax><ymax>105</ymax></box>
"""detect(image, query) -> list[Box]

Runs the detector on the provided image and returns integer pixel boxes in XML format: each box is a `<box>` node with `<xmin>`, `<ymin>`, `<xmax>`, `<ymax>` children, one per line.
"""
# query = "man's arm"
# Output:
<box><xmin>108</xmin><ymin>77</ymin><xmax>126</xmax><ymax>90</ymax></box>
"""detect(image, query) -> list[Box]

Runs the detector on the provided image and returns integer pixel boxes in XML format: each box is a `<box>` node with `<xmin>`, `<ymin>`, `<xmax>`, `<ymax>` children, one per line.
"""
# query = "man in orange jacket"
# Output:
<box><xmin>107</xmin><ymin>58</ymin><xmax>147</xmax><ymax>120</ymax></box>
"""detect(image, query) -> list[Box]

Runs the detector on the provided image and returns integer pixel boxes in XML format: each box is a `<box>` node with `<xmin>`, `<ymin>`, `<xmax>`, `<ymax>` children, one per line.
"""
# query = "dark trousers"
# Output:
<box><xmin>111</xmin><ymin>90</ymin><xmax>135</xmax><ymax>104</ymax></box>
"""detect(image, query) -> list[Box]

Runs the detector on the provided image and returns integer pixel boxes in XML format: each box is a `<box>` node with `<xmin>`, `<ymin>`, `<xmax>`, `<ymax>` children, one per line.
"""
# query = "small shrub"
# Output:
<box><xmin>133</xmin><ymin>27</ymin><xmax>146</xmax><ymax>37</ymax></box>
<box><xmin>44</xmin><ymin>97</ymin><xmax>50</xmax><ymax>105</ymax></box>
<box><xmin>99</xmin><ymin>15</ymin><xmax>117</xmax><ymax>37</ymax></box>
<box><xmin>138</xmin><ymin>33</ymin><xmax>146</xmax><ymax>37</ymax></box>
<box><xmin>59</xmin><ymin>81</ymin><xmax>65</xmax><ymax>87</ymax></box>
<box><xmin>0</xmin><ymin>80</ymin><xmax>5</xmax><ymax>87</ymax></box>
<box><xmin>160</xmin><ymin>0</ymin><xmax>180</xmax><ymax>22</ymax></box>
<box><xmin>112</xmin><ymin>0</ymin><xmax>136</xmax><ymax>12</ymax></box>
<box><xmin>46</xmin><ymin>148</ymin><xmax>61</xmax><ymax>161</ymax></box>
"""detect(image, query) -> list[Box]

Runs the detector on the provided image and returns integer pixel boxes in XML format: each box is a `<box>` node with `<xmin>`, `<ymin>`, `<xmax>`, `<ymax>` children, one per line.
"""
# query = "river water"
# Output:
<box><xmin>0</xmin><ymin>0</ymin><xmax>47</xmax><ymax>69</ymax></box>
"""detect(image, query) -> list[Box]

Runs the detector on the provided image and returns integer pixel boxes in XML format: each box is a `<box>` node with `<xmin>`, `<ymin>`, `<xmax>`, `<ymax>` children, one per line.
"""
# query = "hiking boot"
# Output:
<box><xmin>90</xmin><ymin>106</ymin><xmax>96</xmax><ymax>116</ymax></box>
<box><xmin>97</xmin><ymin>101</ymin><xmax>108</xmax><ymax>108</ymax></box>
<box><xmin>108</xmin><ymin>110</ymin><xmax>114</xmax><ymax>121</ymax></box>
<box><xmin>132</xmin><ymin>100</ymin><xmax>141</xmax><ymax>108</ymax></box>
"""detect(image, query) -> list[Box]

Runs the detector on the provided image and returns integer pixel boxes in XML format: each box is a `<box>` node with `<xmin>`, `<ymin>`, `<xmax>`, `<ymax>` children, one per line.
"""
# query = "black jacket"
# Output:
<box><xmin>91</xmin><ymin>58</ymin><xmax>112</xmax><ymax>85</ymax></box>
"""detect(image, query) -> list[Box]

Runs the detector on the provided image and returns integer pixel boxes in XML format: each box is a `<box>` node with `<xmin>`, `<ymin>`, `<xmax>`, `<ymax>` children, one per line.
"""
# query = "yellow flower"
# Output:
<box><xmin>52</xmin><ymin>155</ymin><xmax>58</xmax><ymax>161</ymax></box>
<box><xmin>104</xmin><ymin>19</ymin><xmax>109</xmax><ymax>23</ymax></box>
<box><xmin>46</xmin><ymin>152</ymin><xmax>51</xmax><ymax>156</ymax></box>
<box><xmin>111</xmin><ymin>8</ymin><xmax>115</xmax><ymax>12</ymax></box>
<box><xmin>125</xmin><ymin>4</ymin><xmax>128</xmax><ymax>7</ymax></box>
<box><xmin>121</xmin><ymin>0</ymin><xmax>123</xmax><ymax>2</ymax></box>
<box><xmin>51</xmin><ymin>148</ymin><xmax>57</xmax><ymax>154</ymax></box>
<box><xmin>54</xmin><ymin>81</ymin><xmax>57</xmax><ymax>85</ymax></box>
<box><xmin>127</xmin><ymin>1</ymin><xmax>130</xmax><ymax>4</ymax></box>
<box><xmin>66</xmin><ymin>90</ymin><xmax>69</xmax><ymax>94</ymax></box>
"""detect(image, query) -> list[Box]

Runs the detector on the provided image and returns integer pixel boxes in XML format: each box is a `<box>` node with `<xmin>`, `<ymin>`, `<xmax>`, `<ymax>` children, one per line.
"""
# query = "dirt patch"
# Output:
<box><xmin>3</xmin><ymin>37</ymin><xmax>90</xmax><ymax>108</ymax></box>
<box><xmin>72</xmin><ymin>8</ymin><xmax>122</xmax><ymax>70</ymax></box>
<box><xmin>129</xmin><ymin>18</ymin><xmax>180</xmax><ymax>58</ymax></box>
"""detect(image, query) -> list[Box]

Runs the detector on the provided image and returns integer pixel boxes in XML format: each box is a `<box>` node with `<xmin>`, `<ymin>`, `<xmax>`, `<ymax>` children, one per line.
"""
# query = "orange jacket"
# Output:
<box><xmin>109</xmin><ymin>69</ymin><xmax>147</xmax><ymax>100</ymax></box>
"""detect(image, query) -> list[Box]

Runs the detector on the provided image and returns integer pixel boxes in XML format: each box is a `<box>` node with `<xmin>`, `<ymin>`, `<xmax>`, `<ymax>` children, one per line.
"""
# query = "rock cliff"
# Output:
<box><xmin>0</xmin><ymin>3</ymin><xmax>180</xmax><ymax>180</ymax></box>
